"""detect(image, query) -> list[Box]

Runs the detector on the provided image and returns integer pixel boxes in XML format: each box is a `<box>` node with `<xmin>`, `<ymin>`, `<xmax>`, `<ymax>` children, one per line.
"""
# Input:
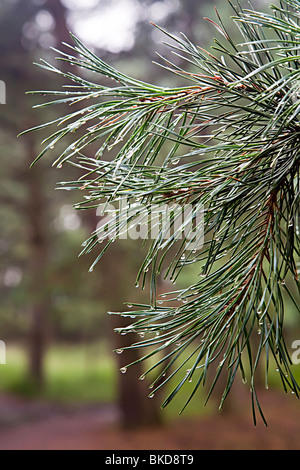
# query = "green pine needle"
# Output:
<box><xmin>23</xmin><ymin>0</ymin><xmax>299</xmax><ymax>424</ymax></box>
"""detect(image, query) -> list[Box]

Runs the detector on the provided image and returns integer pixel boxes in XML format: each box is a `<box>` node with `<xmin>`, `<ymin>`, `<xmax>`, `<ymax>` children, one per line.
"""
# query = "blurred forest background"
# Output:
<box><xmin>0</xmin><ymin>0</ymin><xmax>299</xmax><ymax>450</ymax></box>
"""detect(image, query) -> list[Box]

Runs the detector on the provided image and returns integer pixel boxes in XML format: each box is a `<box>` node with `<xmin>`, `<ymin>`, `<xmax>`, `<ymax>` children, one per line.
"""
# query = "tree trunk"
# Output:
<box><xmin>106</xmin><ymin>248</ymin><xmax>165</xmax><ymax>428</ymax></box>
<box><xmin>21</xmin><ymin>0</ymin><xmax>70</xmax><ymax>390</ymax></box>
<box><xmin>46</xmin><ymin>0</ymin><xmax>71</xmax><ymax>47</ymax></box>
<box><xmin>82</xmin><ymin>209</ymin><xmax>163</xmax><ymax>428</ymax></box>
<box><xmin>25</xmin><ymin>129</ymin><xmax>50</xmax><ymax>388</ymax></box>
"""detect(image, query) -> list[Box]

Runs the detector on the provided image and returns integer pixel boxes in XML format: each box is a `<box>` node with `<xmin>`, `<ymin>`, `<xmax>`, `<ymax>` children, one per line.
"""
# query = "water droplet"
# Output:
<box><xmin>115</xmin><ymin>349</ymin><xmax>123</xmax><ymax>355</ymax></box>
<box><xmin>89</xmin><ymin>266</ymin><xmax>94</xmax><ymax>272</ymax></box>
<box><xmin>139</xmin><ymin>375</ymin><xmax>145</xmax><ymax>381</ymax></box>
<box><xmin>172</xmin><ymin>158</ymin><xmax>180</xmax><ymax>165</ymax></box>
<box><xmin>120</xmin><ymin>367</ymin><xmax>127</xmax><ymax>374</ymax></box>
<box><xmin>149</xmin><ymin>393</ymin><xmax>154</xmax><ymax>398</ymax></box>
<box><xmin>127</xmin><ymin>304</ymin><xmax>132</xmax><ymax>308</ymax></box>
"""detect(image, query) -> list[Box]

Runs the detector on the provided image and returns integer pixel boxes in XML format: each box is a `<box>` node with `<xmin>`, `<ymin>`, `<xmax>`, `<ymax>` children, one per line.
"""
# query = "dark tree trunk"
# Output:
<box><xmin>46</xmin><ymin>0</ymin><xmax>71</xmax><ymax>48</ymax></box>
<box><xmin>106</xmin><ymin>248</ymin><xmax>165</xmax><ymax>428</ymax></box>
<box><xmin>22</xmin><ymin>0</ymin><xmax>70</xmax><ymax>390</ymax></box>
<box><xmin>82</xmin><ymin>209</ymin><xmax>163</xmax><ymax>428</ymax></box>
<box><xmin>25</xmin><ymin>129</ymin><xmax>50</xmax><ymax>388</ymax></box>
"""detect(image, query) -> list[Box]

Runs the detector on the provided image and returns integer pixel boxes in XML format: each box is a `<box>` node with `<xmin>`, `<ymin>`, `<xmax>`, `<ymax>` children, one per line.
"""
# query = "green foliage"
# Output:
<box><xmin>23</xmin><ymin>0</ymin><xmax>300</xmax><ymax>424</ymax></box>
<box><xmin>0</xmin><ymin>343</ymin><xmax>117</xmax><ymax>403</ymax></box>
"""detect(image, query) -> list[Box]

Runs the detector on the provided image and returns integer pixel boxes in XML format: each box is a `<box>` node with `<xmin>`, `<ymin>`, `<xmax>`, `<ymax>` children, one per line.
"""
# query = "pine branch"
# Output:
<box><xmin>22</xmin><ymin>0</ymin><xmax>300</xmax><ymax>424</ymax></box>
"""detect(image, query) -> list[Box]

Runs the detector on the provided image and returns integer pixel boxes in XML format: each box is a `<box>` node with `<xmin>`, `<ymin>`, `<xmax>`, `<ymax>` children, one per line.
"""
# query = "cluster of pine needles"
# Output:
<box><xmin>22</xmin><ymin>0</ymin><xmax>300</xmax><ymax>424</ymax></box>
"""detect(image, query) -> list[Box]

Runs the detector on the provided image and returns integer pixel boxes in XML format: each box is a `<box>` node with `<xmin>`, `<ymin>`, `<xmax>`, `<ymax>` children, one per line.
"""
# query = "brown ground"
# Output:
<box><xmin>0</xmin><ymin>389</ymin><xmax>298</xmax><ymax>450</ymax></box>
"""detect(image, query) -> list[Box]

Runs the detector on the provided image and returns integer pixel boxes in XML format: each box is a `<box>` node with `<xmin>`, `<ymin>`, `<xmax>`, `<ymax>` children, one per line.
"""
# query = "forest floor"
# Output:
<box><xmin>0</xmin><ymin>388</ymin><xmax>298</xmax><ymax>450</ymax></box>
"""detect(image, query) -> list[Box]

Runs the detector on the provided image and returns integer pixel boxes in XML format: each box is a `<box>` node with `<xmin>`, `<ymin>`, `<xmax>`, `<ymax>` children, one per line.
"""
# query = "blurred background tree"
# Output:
<box><xmin>0</xmin><ymin>0</ymin><xmax>298</xmax><ymax>433</ymax></box>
